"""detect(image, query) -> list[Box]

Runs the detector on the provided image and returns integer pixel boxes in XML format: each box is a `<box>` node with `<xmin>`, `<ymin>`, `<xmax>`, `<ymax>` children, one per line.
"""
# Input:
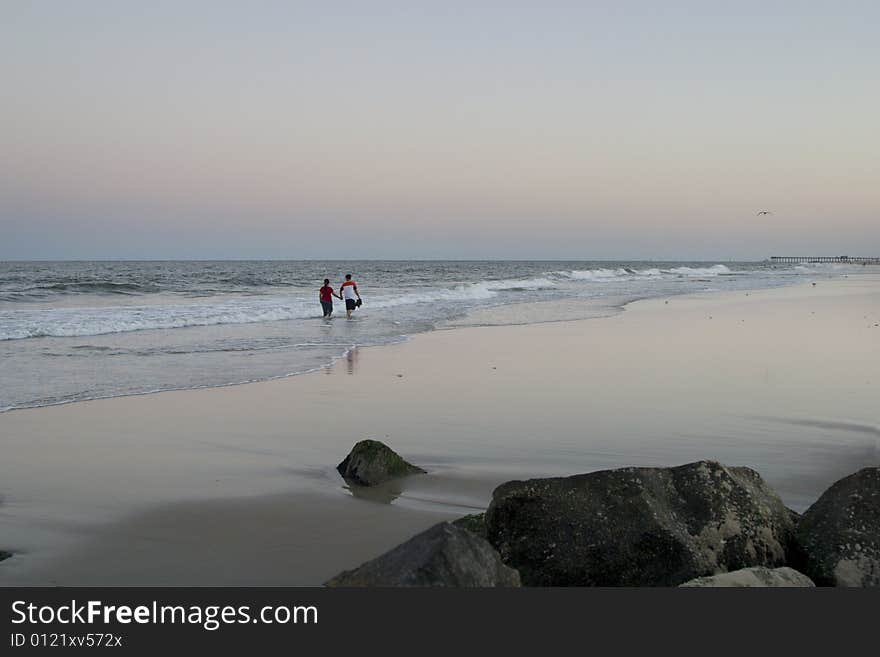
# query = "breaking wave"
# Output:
<box><xmin>556</xmin><ymin>265</ymin><xmax>735</xmax><ymax>281</ymax></box>
<box><xmin>663</xmin><ymin>264</ymin><xmax>732</xmax><ymax>276</ymax></box>
<box><xmin>0</xmin><ymin>276</ymin><xmax>558</xmax><ymax>340</ymax></box>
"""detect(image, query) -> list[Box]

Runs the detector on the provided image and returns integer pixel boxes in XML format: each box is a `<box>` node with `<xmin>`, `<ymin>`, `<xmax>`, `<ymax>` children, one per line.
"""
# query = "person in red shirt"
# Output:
<box><xmin>319</xmin><ymin>279</ymin><xmax>342</xmax><ymax>318</ymax></box>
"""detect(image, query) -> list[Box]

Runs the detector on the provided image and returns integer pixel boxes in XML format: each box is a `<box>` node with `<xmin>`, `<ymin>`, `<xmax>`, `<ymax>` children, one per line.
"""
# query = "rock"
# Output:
<box><xmin>680</xmin><ymin>566</ymin><xmax>814</xmax><ymax>587</ymax></box>
<box><xmin>336</xmin><ymin>439</ymin><xmax>426</xmax><ymax>486</ymax></box>
<box><xmin>793</xmin><ymin>467</ymin><xmax>880</xmax><ymax>587</ymax></box>
<box><xmin>0</xmin><ymin>551</ymin><xmax>11</xmax><ymax>562</ymax></box>
<box><xmin>485</xmin><ymin>460</ymin><xmax>795</xmax><ymax>586</ymax></box>
<box><xmin>452</xmin><ymin>513</ymin><xmax>487</xmax><ymax>538</ymax></box>
<box><xmin>325</xmin><ymin>522</ymin><xmax>521</xmax><ymax>587</ymax></box>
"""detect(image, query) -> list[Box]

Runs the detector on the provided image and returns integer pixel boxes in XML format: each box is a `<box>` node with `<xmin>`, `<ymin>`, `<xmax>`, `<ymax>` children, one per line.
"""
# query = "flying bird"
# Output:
<box><xmin>756</xmin><ymin>210</ymin><xmax>773</xmax><ymax>216</ymax></box>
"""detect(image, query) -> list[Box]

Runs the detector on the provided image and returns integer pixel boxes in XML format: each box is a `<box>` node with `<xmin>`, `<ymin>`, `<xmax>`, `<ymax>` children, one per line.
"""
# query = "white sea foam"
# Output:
<box><xmin>455</xmin><ymin>277</ymin><xmax>558</xmax><ymax>297</ymax></box>
<box><xmin>0</xmin><ymin>300</ymin><xmax>316</xmax><ymax>340</ymax></box>
<box><xmin>563</xmin><ymin>268</ymin><xmax>629</xmax><ymax>280</ymax></box>
<box><xmin>793</xmin><ymin>263</ymin><xmax>854</xmax><ymax>272</ymax></box>
<box><xmin>663</xmin><ymin>264</ymin><xmax>732</xmax><ymax>276</ymax></box>
<box><xmin>561</xmin><ymin>267</ymin><xmax>664</xmax><ymax>281</ymax></box>
<box><xmin>0</xmin><ymin>265</ymin><xmax>804</xmax><ymax>341</ymax></box>
<box><xmin>0</xmin><ymin>277</ymin><xmax>553</xmax><ymax>340</ymax></box>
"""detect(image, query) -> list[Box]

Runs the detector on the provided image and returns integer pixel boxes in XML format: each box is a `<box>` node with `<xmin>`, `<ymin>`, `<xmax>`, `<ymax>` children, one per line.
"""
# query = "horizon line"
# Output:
<box><xmin>0</xmin><ymin>257</ymin><xmax>774</xmax><ymax>264</ymax></box>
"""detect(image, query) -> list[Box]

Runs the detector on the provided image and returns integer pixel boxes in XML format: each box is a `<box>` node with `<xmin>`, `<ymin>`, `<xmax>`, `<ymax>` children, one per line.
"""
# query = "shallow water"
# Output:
<box><xmin>0</xmin><ymin>259</ymin><xmax>852</xmax><ymax>411</ymax></box>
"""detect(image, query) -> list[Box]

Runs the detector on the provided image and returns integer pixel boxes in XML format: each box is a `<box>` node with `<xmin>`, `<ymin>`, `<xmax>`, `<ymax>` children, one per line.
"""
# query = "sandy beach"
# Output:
<box><xmin>1</xmin><ymin>274</ymin><xmax>877</xmax><ymax>586</ymax></box>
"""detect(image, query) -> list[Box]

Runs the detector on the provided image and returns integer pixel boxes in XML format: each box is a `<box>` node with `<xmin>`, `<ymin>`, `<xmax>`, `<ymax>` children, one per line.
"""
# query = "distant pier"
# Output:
<box><xmin>770</xmin><ymin>256</ymin><xmax>880</xmax><ymax>264</ymax></box>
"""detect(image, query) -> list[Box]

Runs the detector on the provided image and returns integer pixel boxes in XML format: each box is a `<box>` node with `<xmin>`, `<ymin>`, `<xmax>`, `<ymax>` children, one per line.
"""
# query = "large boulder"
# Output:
<box><xmin>336</xmin><ymin>439</ymin><xmax>426</xmax><ymax>486</ymax></box>
<box><xmin>793</xmin><ymin>467</ymin><xmax>880</xmax><ymax>587</ymax></box>
<box><xmin>680</xmin><ymin>566</ymin><xmax>814</xmax><ymax>587</ymax></box>
<box><xmin>485</xmin><ymin>460</ymin><xmax>795</xmax><ymax>586</ymax></box>
<box><xmin>325</xmin><ymin>522</ymin><xmax>521</xmax><ymax>587</ymax></box>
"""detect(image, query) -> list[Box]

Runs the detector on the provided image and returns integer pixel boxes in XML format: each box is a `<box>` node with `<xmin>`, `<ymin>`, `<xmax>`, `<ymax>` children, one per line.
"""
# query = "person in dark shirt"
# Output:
<box><xmin>319</xmin><ymin>279</ymin><xmax>342</xmax><ymax>318</ymax></box>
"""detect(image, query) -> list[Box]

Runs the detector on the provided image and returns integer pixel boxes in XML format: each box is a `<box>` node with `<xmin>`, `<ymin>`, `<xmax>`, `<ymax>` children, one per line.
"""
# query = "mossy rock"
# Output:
<box><xmin>486</xmin><ymin>460</ymin><xmax>796</xmax><ymax>586</ymax></box>
<box><xmin>792</xmin><ymin>467</ymin><xmax>880</xmax><ymax>587</ymax></box>
<box><xmin>337</xmin><ymin>439</ymin><xmax>426</xmax><ymax>486</ymax></box>
<box><xmin>452</xmin><ymin>513</ymin><xmax>487</xmax><ymax>539</ymax></box>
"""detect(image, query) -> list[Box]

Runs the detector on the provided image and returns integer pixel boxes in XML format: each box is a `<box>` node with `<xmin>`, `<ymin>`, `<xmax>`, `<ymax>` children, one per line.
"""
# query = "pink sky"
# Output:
<box><xmin>2</xmin><ymin>2</ymin><xmax>878</xmax><ymax>259</ymax></box>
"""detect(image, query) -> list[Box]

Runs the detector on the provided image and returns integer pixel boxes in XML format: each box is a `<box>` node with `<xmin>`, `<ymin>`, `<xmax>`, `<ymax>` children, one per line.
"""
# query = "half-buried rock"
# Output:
<box><xmin>337</xmin><ymin>439</ymin><xmax>426</xmax><ymax>486</ymax></box>
<box><xmin>325</xmin><ymin>522</ymin><xmax>521</xmax><ymax>587</ymax></box>
<box><xmin>793</xmin><ymin>467</ymin><xmax>880</xmax><ymax>587</ymax></box>
<box><xmin>486</xmin><ymin>460</ymin><xmax>796</xmax><ymax>586</ymax></box>
<box><xmin>680</xmin><ymin>566</ymin><xmax>815</xmax><ymax>587</ymax></box>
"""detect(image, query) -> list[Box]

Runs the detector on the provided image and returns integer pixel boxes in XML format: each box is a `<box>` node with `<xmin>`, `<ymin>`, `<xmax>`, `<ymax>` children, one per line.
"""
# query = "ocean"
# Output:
<box><xmin>0</xmin><ymin>260</ymin><xmax>850</xmax><ymax>412</ymax></box>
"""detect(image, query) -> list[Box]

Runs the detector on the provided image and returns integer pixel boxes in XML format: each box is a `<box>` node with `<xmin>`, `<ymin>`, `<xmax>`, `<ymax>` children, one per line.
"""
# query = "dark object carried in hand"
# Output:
<box><xmin>356</xmin><ymin>298</ymin><xmax>363</xmax><ymax>308</ymax></box>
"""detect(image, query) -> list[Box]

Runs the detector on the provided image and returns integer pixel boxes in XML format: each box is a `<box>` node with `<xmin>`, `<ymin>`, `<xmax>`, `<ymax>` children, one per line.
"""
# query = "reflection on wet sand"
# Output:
<box><xmin>343</xmin><ymin>478</ymin><xmax>404</xmax><ymax>504</ymax></box>
<box><xmin>345</xmin><ymin>348</ymin><xmax>359</xmax><ymax>375</ymax></box>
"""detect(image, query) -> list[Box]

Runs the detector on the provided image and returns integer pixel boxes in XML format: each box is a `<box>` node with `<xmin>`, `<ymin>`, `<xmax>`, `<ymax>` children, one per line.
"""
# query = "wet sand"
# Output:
<box><xmin>1</xmin><ymin>274</ymin><xmax>878</xmax><ymax>585</ymax></box>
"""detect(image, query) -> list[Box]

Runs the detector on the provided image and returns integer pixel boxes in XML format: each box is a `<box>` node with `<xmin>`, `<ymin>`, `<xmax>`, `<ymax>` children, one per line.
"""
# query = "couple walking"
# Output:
<box><xmin>319</xmin><ymin>274</ymin><xmax>361</xmax><ymax>319</ymax></box>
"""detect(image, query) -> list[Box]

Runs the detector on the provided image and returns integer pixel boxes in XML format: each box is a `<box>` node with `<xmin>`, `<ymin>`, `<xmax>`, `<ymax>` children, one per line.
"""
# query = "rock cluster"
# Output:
<box><xmin>327</xmin><ymin>449</ymin><xmax>879</xmax><ymax>587</ymax></box>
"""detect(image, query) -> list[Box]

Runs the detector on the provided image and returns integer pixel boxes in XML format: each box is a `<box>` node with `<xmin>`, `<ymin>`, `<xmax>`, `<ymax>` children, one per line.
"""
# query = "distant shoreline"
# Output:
<box><xmin>2</xmin><ymin>258</ymin><xmax>779</xmax><ymax>264</ymax></box>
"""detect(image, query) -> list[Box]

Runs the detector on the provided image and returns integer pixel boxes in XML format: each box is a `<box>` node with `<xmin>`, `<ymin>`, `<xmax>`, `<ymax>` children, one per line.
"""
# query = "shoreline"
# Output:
<box><xmin>0</xmin><ymin>269</ymin><xmax>849</xmax><ymax>416</ymax></box>
<box><xmin>1</xmin><ymin>273</ymin><xmax>877</xmax><ymax>585</ymax></box>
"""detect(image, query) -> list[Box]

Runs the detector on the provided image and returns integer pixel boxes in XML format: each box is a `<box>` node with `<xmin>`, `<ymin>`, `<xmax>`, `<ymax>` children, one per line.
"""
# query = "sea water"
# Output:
<box><xmin>0</xmin><ymin>260</ymin><xmax>853</xmax><ymax>411</ymax></box>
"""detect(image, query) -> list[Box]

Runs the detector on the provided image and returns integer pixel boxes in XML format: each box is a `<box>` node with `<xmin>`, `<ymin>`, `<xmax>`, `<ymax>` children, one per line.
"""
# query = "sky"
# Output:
<box><xmin>1</xmin><ymin>1</ymin><xmax>878</xmax><ymax>260</ymax></box>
